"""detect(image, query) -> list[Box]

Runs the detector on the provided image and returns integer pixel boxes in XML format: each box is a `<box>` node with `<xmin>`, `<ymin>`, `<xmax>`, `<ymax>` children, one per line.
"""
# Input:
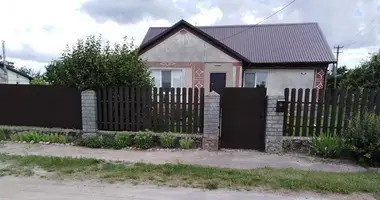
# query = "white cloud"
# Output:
<box><xmin>0</xmin><ymin>0</ymin><xmax>172</xmax><ymax>71</ymax></box>
<box><xmin>0</xmin><ymin>0</ymin><xmax>379</xmax><ymax>72</ymax></box>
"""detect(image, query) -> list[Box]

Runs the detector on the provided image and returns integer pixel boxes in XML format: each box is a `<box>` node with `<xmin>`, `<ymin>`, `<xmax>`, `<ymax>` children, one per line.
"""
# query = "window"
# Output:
<box><xmin>244</xmin><ymin>72</ymin><xmax>268</xmax><ymax>88</ymax></box>
<box><xmin>150</xmin><ymin>69</ymin><xmax>183</xmax><ymax>88</ymax></box>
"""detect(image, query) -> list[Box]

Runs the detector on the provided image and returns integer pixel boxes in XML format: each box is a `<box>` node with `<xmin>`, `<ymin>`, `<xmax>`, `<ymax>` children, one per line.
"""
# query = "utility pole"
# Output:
<box><xmin>1</xmin><ymin>40</ymin><xmax>8</xmax><ymax>83</ymax></box>
<box><xmin>333</xmin><ymin>46</ymin><xmax>343</xmax><ymax>88</ymax></box>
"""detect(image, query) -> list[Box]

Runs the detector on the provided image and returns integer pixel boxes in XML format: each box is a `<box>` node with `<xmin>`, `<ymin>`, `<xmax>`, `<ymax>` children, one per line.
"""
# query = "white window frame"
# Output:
<box><xmin>243</xmin><ymin>71</ymin><xmax>268</xmax><ymax>88</ymax></box>
<box><xmin>150</xmin><ymin>68</ymin><xmax>184</xmax><ymax>88</ymax></box>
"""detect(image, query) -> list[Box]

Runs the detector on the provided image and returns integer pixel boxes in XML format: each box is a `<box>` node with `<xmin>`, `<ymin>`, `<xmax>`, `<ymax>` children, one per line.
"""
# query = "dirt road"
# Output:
<box><xmin>0</xmin><ymin>143</ymin><xmax>365</xmax><ymax>172</ymax></box>
<box><xmin>0</xmin><ymin>177</ymin><xmax>374</xmax><ymax>200</ymax></box>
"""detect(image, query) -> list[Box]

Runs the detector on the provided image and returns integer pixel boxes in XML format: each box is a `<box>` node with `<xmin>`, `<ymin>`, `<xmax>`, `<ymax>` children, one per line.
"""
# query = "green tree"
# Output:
<box><xmin>341</xmin><ymin>50</ymin><xmax>380</xmax><ymax>88</ymax></box>
<box><xmin>327</xmin><ymin>65</ymin><xmax>348</xmax><ymax>88</ymax></box>
<box><xmin>30</xmin><ymin>77</ymin><xmax>47</xmax><ymax>85</ymax></box>
<box><xmin>16</xmin><ymin>66</ymin><xmax>43</xmax><ymax>78</ymax></box>
<box><xmin>45</xmin><ymin>35</ymin><xmax>152</xmax><ymax>90</ymax></box>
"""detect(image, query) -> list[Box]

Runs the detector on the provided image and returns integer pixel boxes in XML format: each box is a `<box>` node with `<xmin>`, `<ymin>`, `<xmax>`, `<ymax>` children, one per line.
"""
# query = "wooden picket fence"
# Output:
<box><xmin>283</xmin><ymin>88</ymin><xmax>380</xmax><ymax>137</ymax></box>
<box><xmin>97</xmin><ymin>87</ymin><xmax>204</xmax><ymax>133</ymax></box>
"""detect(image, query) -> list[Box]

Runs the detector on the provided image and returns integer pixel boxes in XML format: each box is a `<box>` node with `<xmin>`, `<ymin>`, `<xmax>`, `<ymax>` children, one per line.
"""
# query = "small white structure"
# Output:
<box><xmin>0</xmin><ymin>63</ymin><xmax>32</xmax><ymax>85</ymax></box>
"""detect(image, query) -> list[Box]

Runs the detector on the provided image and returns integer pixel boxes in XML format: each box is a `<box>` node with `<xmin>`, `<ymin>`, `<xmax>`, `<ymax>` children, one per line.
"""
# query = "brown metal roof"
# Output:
<box><xmin>140</xmin><ymin>21</ymin><xmax>336</xmax><ymax>63</ymax></box>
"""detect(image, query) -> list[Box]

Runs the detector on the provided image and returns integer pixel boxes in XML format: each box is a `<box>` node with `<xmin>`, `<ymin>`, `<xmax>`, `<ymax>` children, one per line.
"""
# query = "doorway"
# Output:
<box><xmin>210</xmin><ymin>73</ymin><xmax>226</xmax><ymax>95</ymax></box>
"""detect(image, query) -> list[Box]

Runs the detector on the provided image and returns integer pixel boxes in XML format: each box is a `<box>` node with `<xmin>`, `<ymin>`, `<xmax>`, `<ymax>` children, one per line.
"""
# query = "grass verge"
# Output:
<box><xmin>0</xmin><ymin>153</ymin><xmax>379</xmax><ymax>194</ymax></box>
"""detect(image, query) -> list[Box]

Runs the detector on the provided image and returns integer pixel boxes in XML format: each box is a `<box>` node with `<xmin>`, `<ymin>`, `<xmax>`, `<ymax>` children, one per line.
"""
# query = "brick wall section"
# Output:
<box><xmin>265</xmin><ymin>95</ymin><xmax>285</xmax><ymax>153</ymax></box>
<box><xmin>81</xmin><ymin>90</ymin><xmax>97</xmax><ymax>135</ymax></box>
<box><xmin>202</xmin><ymin>91</ymin><xmax>220</xmax><ymax>151</ymax></box>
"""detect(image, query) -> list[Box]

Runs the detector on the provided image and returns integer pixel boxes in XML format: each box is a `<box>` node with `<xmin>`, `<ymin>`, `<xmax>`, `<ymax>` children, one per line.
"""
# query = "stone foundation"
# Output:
<box><xmin>202</xmin><ymin>136</ymin><xmax>219</xmax><ymax>151</ymax></box>
<box><xmin>283</xmin><ymin>137</ymin><xmax>311</xmax><ymax>153</ymax></box>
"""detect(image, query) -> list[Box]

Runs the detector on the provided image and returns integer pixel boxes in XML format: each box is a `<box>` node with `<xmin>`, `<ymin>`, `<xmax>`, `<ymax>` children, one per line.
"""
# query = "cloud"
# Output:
<box><xmin>7</xmin><ymin>44</ymin><xmax>58</xmax><ymax>63</ymax></box>
<box><xmin>1</xmin><ymin>0</ymin><xmax>380</xmax><ymax>71</ymax></box>
<box><xmin>208</xmin><ymin>0</ymin><xmax>380</xmax><ymax>49</ymax></box>
<box><xmin>0</xmin><ymin>0</ymin><xmax>172</xmax><ymax>71</ymax></box>
<box><xmin>80</xmin><ymin>0</ymin><xmax>380</xmax><ymax>50</ymax></box>
<box><xmin>80</xmin><ymin>0</ymin><xmax>201</xmax><ymax>24</ymax></box>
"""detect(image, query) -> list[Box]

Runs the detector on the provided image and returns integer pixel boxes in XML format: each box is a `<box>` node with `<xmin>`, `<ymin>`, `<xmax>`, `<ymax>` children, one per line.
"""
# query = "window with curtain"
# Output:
<box><xmin>244</xmin><ymin>72</ymin><xmax>268</xmax><ymax>88</ymax></box>
<box><xmin>150</xmin><ymin>69</ymin><xmax>183</xmax><ymax>88</ymax></box>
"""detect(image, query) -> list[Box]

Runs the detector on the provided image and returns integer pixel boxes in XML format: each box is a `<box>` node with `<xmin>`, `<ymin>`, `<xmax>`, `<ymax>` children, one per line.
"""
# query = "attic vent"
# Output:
<box><xmin>179</xmin><ymin>29</ymin><xmax>187</xmax><ymax>34</ymax></box>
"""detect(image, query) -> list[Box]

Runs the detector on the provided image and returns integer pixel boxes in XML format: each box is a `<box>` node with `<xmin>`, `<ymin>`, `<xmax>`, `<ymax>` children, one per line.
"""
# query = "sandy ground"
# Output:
<box><xmin>0</xmin><ymin>143</ymin><xmax>366</xmax><ymax>172</ymax></box>
<box><xmin>0</xmin><ymin>176</ymin><xmax>375</xmax><ymax>200</ymax></box>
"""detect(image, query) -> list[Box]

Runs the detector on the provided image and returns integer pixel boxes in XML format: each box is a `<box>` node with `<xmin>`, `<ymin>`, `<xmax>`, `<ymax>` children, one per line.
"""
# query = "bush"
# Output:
<box><xmin>343</xmin><ymin>113</ymin><xmax>380</xmax><ymax>166</ymax></box>
<box><xmin>179</xmin><ymin>138</ymin><xmax>193</xmax><ymax>149</ymax></box>
<box><xmin>310</xmin><ymin>132</ymin><xmax>344</xmax><ymax>158</ymax></box>
<box><xmin>101</xmin><ymin>134</ymin><xmax>116</xmax><ymax>149</ymax></box>
<box><xmin>84</xmin><ymin>136</ymin><xmax>103</xmax><ymax>148</ymax></box>
<box><xmin>159</xmin><ymin>134</ymin><xmax>176</xmax><ymax>148</ymax></box>
<box><xmin>10</xmin><ymin>133</ymin><xmax>20</xmax><ymax>141</ymax></box>
<box><xmin>0</xmin><ymin>129</ymin><xmax>6</xmax><ymax>141</ymax></box>
<box><xmin>134</xmin><ymin>132</ymin><xmax>154</xmax><ymax>149</ymax></box>
<box><xmin>9</xmin><ymin>132</ymin><xmax>68</xmax><ymax>144</ymax></box>
<box><xmin>114</xmin><ymin>133</ymin><xmax>133</xmax><ymax>149</ymax></box>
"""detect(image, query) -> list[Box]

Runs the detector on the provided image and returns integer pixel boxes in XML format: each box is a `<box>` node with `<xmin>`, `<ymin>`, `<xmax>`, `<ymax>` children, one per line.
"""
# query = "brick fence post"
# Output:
<box><xmin>81</xmin><ymin>90</ymin><xmax>97</xmax><ymax>136</ymax></box>
<box><xmin>265</xmin><ymin>95</ymin><xmax>285</xmax><ymax>153</ymax></box>
<box><xmin>202</xmin><ymin>91</ymin><xmax>220</xmax><ymax>151</ymax></box>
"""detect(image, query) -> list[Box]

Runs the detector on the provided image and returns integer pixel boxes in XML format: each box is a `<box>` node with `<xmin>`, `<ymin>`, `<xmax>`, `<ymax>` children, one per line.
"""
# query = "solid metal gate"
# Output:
<box><xmin>220</xmin><ymin>88</ymin><xmax>267</xmax><ymax>150</ymax></box>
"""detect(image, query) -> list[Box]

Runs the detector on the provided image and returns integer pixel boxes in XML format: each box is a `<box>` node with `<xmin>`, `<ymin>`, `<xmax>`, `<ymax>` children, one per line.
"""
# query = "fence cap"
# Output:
<box><xmin>206</xmin><ymin>91</ymin><xmax>220</xmax><ymax>97</ymax></box>
<box><xmin>81</xmin><ymin>90</ymin><xmax>96</xmax><ymax>94</ymax></box>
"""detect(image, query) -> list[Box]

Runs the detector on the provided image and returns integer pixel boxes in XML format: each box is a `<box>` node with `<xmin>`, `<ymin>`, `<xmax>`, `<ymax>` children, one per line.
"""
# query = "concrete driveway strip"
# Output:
<box><xmin>0</xmin><ymin>143</ymin><xmax>365</xmax><ymax>172</ymax></box>
<box><xmin>0</xmin><ymin>177</ymin><xmax>374</xmax><ymax>200</ymax></box>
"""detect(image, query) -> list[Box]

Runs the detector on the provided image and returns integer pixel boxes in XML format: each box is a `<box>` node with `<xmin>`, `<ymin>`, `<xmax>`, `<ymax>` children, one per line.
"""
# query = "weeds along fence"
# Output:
<box><xmin>283</xmin><ymin>88</ymin><xmax>380</xmax><ymax>137</ymax></box>
<box><xmin>97</xmin><ymin>87</ymin><xmax>205</xmax><ymax>133</ymax></box>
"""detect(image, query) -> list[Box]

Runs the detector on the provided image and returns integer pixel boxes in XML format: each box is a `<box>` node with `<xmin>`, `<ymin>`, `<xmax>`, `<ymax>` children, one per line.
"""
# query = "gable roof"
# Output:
<box><xmin>140</xmin><ymin>20</ymin><xmax>336</xmax><ymax>64</ymax></box>
<box><xmin>139</xmin><ymin>19</ymin><xmax>250</xmax><ymax>62</ymax></box>
<box><xmin>0</xmin><ymin>63</ymin><xmax>33</xmax><ymax>80</ymax></box>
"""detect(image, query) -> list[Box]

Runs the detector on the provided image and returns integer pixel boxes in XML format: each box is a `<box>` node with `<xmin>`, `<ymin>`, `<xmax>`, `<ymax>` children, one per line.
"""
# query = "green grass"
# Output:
<box><xmin>0</xmin><ymin>154</ymin><xmax>379</xmax><ymax>194</ymax></box>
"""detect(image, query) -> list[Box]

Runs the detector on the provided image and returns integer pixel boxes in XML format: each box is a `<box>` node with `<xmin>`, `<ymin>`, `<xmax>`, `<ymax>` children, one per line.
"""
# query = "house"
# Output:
<box><xmin>138</xmin><ymin>19</ymin><xmax>336</xmax><ymax>95</ymax></box>
<box><xmin>0</xmin><ymin>63</ymin><xmax>32</xmax><ymax>85</ymax></box>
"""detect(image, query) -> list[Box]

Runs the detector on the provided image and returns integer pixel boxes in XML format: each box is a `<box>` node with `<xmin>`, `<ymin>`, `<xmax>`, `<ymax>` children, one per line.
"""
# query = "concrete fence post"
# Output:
<box><xmin>202</xmin><ymin>91</ymin><xmax>220</xmax><ymax>151</ymax></box>
<box><xmin>265</xmin><ymin>95</ymin><xmax>285</xmax><ymax>153</ymax></box>
<box><xmin>81</xmin><ymin>90</ymin><xmax>97</xmax><ymax>136</ymax></box>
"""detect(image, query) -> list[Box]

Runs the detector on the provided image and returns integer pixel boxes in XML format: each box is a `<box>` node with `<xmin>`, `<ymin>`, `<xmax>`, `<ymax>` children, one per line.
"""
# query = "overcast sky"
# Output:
<box><xmin>1</xmin><ymin>0</ymin><xmax>380</xmax><ymax>72</ymax></box>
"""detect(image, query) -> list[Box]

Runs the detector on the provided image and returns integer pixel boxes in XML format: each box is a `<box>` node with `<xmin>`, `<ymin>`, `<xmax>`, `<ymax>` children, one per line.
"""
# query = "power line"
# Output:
<box><xmin>220</xmin><ymin>0</ymin><xmax>298</xmax><ymax>41</ymax></box>
<box><xmin>333</xmin><ymin>46</ymin><xmax>343</xmax><ymax>88</ymax></box>
<box><xmin>343</xmin><ymin>16</ymin><xmax>380</xmax><ymax>48</ymax></box>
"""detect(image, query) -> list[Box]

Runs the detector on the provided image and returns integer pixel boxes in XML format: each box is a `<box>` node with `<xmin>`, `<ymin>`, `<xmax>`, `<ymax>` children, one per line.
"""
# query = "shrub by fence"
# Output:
<box><xmin>97</xmin><ymin>87</ymin><xmax>205</xmax><ymax>133</ymax></box>
<box><xmin>0</xmin><ymin>84</ymin><xmax>82</xmax><ymax>129</ymax></box>
<box><xmin>283</xmin><ymin>88</ymin><xmax>380</xmax><ymax>137</ymax></box>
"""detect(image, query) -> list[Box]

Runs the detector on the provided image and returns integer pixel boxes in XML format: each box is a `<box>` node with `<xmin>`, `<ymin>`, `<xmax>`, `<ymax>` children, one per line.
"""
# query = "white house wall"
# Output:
<box><xmin>7</xmin><ymin>70</ymin><xmax>30</xmax><ymax>84</ymax></box>
<box><xmin>141</xmin><ymin>28</ymin><xmax>238</xmax><ymax>63</ymax></box>
<box><xmin>142</xmin><ymin>28</ymin><xmax>242</xmax><ymax>91</ymax></box>
<box><xmin>245</xmin><ymin>68</ymin><xmax>315</xmax><ymax>96</ymax></box>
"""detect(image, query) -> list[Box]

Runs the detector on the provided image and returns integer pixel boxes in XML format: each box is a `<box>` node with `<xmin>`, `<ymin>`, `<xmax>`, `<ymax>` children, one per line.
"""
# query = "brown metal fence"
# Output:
<box><xmin>0</xmin><ymin>84</ymin><xmax>82</xmax><ymax>129</ymax></box>
<box><xmin>284</xmin><ymin>88</ymin><xmax>380</xmax><ymax>137</ymax></box>
<box><xmin>97</xmin><ymin>87</ymin><xmax>205</xmax><ymax>133</ymax></box>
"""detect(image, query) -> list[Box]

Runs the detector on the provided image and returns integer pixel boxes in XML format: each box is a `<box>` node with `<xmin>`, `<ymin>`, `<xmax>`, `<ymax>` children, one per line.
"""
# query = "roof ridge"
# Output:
<box><xmin>148</xmin><ymin>22</ymin><xmax>318</xmax><ymax>29</ymax></box>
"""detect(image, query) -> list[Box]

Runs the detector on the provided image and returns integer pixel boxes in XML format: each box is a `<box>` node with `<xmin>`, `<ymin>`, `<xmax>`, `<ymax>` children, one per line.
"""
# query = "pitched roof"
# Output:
<box><xmin>140</xmin><ymin>20</ymin><xmax>336</xmax><ymax>64</ymax></box>
<box><xmin>0</xmin><ymin>63</ymin><xmax>33</xmax><ymax>80</ymax></box>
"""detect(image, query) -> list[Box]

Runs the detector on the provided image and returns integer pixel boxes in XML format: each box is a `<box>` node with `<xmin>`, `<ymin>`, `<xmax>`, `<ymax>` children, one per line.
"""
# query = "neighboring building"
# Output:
<box><xmin>139</xmin><ymin>19</ymin><xmax>336</xmax><ymax>95</ymax></box>
<box><xmin>0</xmin><ymin>63</ymin><xmax>32</xmax><ymax>85</ymax></box>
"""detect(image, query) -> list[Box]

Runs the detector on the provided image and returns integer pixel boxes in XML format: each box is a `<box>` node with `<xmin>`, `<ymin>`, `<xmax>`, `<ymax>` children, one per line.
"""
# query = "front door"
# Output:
<box><xmin>210</xmin><ymin>73</ymin><xmax>226</xmax><ymax>95</ymax></box>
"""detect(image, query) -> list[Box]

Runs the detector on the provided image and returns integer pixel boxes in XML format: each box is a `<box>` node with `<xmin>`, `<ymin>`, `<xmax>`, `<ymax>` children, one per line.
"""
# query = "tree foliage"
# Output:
<box><xmin>340</xmin><ymin>50</ymin><xmax>380</xmax><ymax>88</ymax></box>
<box><xmin>30</xmin><ymin>77</ymin><xmax>48</xmax><ymax>85</ymax></box>
<box><xmin>45</xmin><ymin>35</ymin><xmax>152</xmax><ymax>90</ymax></box>
<box><xmin>16</xmin><ymin>66</ymin><xmax>43</xmax><ymax>78</ymax></box>
<box><xmin>327</xmin><ymin>65</ymin><xmax>348</xmax><ymax>88</ymax></box>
